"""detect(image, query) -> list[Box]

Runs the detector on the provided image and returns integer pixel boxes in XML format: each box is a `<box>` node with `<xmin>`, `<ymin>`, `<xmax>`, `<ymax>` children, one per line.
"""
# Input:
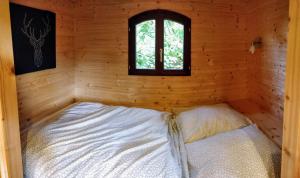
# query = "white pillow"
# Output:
<box><xmin>176</xmin><ymin>103</ymin><xmax>250</xmax><ymax>143</ymax></box>
<box><xmin>186</xmin><ymin>125</ymin><xmax>281</xmax><ymax>178</ymax></box>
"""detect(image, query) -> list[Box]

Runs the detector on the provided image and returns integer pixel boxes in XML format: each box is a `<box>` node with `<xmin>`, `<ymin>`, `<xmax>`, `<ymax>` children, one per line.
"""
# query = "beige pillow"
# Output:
<box><xmin>176</xmin><ymin>103</ymin><xmax>250</xmax><ymax>143</ymax></box>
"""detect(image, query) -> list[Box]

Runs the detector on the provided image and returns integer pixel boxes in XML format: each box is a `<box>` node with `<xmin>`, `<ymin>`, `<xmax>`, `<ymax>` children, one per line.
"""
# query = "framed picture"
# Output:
<box><xmin>10</xmin><ymin>3</ymin><xmax>56</xmax><ymax>75</ymax></box>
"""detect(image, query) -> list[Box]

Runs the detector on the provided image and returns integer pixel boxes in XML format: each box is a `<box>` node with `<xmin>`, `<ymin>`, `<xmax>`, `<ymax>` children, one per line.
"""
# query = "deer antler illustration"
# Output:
<box><xmin>21</xmin><ymin>13</ymin><xmax>51</xmax><ymax>68</ymax></box>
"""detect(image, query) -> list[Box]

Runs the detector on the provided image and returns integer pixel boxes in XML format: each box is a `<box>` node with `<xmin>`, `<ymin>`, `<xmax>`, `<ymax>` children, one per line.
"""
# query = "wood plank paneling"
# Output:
<box><xmin>229</xmin><ymin>99</ymin><xmax>283</xmax><ymax>148</ymax></box>
<box><xmin>0</xmin><ymin>0</ymin><xmax>23</xmax><ymax>177</ymax></box>
<box><xmin>281</xmin><ymin>0</ymin><xmax>300</xmax><ymax>176</ymax></box>
<box><xmin>5</xmin><ymin>0</ymin><xmax>292</xmax><ymax>176</ymax></box>
<box><xmin>245</xmin><ymin>0</ymin><xmax>289</xmax><ymax>120</ymax></box>
<box><xmin>10</xmin><ymin>0</ymin><xmax>76</xmax><ymax>131</ymax></box>
<box><xmin>74</xmin><ymin>0</ymin><xmax>249</xmax><ymax>111</ymax></box>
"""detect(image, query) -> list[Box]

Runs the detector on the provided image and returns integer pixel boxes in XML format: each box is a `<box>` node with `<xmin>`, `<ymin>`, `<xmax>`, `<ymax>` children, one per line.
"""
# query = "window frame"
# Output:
<box><xmin>128</xmin><ymin>9</ymin><xmax>191</xmax><ymax>76</ymax></box>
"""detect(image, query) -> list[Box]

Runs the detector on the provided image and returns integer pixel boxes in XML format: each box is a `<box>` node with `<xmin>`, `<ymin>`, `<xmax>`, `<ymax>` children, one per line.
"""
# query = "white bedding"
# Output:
<box><xmin>23</xmin><ymin>102</ymin><xmax>280</xmax><ymax>178</ymax></box>
<box><xmin>186</xmin><ymin>125</ymin><xmax>281</xmax><ymax>178</ymax></box>
<box><xmin>22</xmin><ymin>102</ymin><xmax>187</xmax><ymax>178</ymax></box>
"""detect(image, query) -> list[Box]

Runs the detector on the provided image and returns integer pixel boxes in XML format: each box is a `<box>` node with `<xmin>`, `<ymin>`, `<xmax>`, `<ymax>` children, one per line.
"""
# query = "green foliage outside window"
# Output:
<box><xmin>164</xmin><ymin>20</ymin><xmax>184</xmax><ymax>70</ymax></box>
<box><xmin>135</xmin><ymin>20</ymin><xmax>184</xmax><ymax>70</ymax></box>
<box><xmin>136</xmin><ymin>20</ymin><xmax>156</xmax><ymax>69</ymax></box>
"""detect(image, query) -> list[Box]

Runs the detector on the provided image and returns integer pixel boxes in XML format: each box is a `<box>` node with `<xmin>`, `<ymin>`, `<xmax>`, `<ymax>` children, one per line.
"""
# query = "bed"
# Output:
<box><xmin>22</xmin><ymin>102</ymin><xmax>188</xmax><ymax>178</ymax></box>
<box><xmin>22</xmin><ymin>102</ymin><xmax>281</xmax><ymax>178</ymax></box>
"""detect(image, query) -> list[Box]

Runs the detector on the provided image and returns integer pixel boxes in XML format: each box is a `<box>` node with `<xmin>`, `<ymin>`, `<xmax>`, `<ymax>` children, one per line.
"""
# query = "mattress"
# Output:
<box><xmin>22</xmin><ymin>102</ymin><xmax>187</xmax><ymax>178</ymax></box>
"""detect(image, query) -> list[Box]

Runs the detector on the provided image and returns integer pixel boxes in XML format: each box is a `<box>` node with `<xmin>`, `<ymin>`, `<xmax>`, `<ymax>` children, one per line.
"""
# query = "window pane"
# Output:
<box><xmin>164</xmin><ymin>20</ymin><xmax>184</xmax><ymax>70</ymax></box>
<box><xmin>136</xmin><ymin>20</ymin><xmax>156</xmax><ymax>69</ymax></box>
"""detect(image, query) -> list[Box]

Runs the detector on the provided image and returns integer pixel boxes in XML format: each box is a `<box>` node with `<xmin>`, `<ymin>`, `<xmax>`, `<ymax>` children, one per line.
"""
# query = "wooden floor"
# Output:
<box><xmin>229</xmin><ymin>99</ymin><xmax>283</xmax><ymax>148</ymax></box>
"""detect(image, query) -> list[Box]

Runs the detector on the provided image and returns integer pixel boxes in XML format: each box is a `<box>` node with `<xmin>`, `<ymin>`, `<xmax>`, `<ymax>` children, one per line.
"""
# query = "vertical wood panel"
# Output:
<box><xmin>281</xmin><ymin>0</ymin><xmax>300</xmax><ymax>177</ymax></box>
<box><xmin>0</xmin><ymin>0</ymin><xmax>23</xmax><ymax>177</ymax></box>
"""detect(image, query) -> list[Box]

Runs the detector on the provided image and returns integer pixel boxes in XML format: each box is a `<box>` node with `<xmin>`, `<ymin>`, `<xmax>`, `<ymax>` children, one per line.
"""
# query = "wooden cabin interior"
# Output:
<box><xmin>1</xmin><ymin>0</ymin><xmax>300</xmax><ymax>177</ymax></box>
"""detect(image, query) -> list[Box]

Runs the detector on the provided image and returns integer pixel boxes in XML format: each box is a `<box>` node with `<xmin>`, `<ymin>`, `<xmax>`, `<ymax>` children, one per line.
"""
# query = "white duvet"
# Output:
<box><xmin>22</xmin><ymin>102</ymin><xmax>187</xmax><ymax>178</ymax></box>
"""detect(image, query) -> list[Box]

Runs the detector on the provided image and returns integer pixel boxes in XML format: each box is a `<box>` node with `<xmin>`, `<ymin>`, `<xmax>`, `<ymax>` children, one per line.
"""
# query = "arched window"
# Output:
<box><xmin>128</xmin><ymin>10</ymin><xmax>191</xmax><ymax>76</ymax></box>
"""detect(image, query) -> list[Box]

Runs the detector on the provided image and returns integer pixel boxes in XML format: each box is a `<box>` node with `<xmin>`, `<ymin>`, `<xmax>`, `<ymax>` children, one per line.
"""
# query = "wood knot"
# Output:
<box><xmin>283</xmin><ymin>147</ymin><xmax>291</xmax><ymax>157</ymax></box>
<box><xmin>11</xmin><ymin>66</ymin><xmax>16</xmax><ymax>75</ymax></box>
<box><xmin>285</xmin><ymin>95</ymin><xmax>290</xmax><ymax>100</ymax></box>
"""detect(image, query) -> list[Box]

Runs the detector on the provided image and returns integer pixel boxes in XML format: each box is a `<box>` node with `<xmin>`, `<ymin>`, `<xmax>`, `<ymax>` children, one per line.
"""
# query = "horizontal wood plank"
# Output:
<box><xmin>229</xmin><ymin>99</ymin><xmax>283</xmax><ymax>148</ymax></box>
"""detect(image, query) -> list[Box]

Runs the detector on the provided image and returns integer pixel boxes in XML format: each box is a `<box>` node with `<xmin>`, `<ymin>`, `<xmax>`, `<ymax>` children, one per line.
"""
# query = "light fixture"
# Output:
<box><xmin>249</xmin><ymin>37</ymin><xmax>262</xmax><ymax>54</ymax></box>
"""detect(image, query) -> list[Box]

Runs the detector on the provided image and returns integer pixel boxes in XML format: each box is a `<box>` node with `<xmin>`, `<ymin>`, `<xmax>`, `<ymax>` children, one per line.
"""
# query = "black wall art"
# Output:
<box><xmin>10</xmin><ymin>3</ymin><xmax>56</xmax><ymax>75</ymax></box>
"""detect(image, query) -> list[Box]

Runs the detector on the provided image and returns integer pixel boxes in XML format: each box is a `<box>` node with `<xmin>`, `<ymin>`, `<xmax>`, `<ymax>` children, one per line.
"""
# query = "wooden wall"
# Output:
<box><xmin>245</xmin><ymin>0</ymin><xmax>289</xmax><ymax>120</ymax></box>
<box><xmin>0</xmin><ymin>0</ymin><xmax>23</xmax><ymax>176</ymax></box>
<box><xmin>12</xmin><ymin>0</ymin><xmax>288</xmax><ymax>130</ymax></box>
<box><xmin>281</xmin><ymin>0</ymin><xmax>300</xmax><ymax>176</ymax></box>
<box><xmin>74</xmin><ymin>0</ymin><xmax>250</xmax><ymax>111</ymax></box>
<box><xmin>11</xmin><ymin>0</ymin><xmax>76</xmax><ymax>130</ymax></box>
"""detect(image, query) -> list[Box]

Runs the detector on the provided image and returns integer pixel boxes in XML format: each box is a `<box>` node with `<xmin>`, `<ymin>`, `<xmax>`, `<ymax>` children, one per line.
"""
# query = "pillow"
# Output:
<box><xmin>176</xmin><ymin>103</ymin><xmax>250</xmax><ymax>143</ymax></box>
<box><xmin>185</xmin><ymin>125</ymin><xmax>281</xmax><ymax>178</ymax></box>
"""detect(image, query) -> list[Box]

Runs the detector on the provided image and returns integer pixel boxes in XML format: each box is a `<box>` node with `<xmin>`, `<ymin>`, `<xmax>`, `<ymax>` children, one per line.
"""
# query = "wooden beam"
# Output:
<box><xmin>0</xmin><ymin>0</ymin><xmax>24</xmax><ymax>177</ymax></box>
<box><xmin>281</xmin><ymin>0</ymin><xmax>300</xmax><ymax>177</ymax></box>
